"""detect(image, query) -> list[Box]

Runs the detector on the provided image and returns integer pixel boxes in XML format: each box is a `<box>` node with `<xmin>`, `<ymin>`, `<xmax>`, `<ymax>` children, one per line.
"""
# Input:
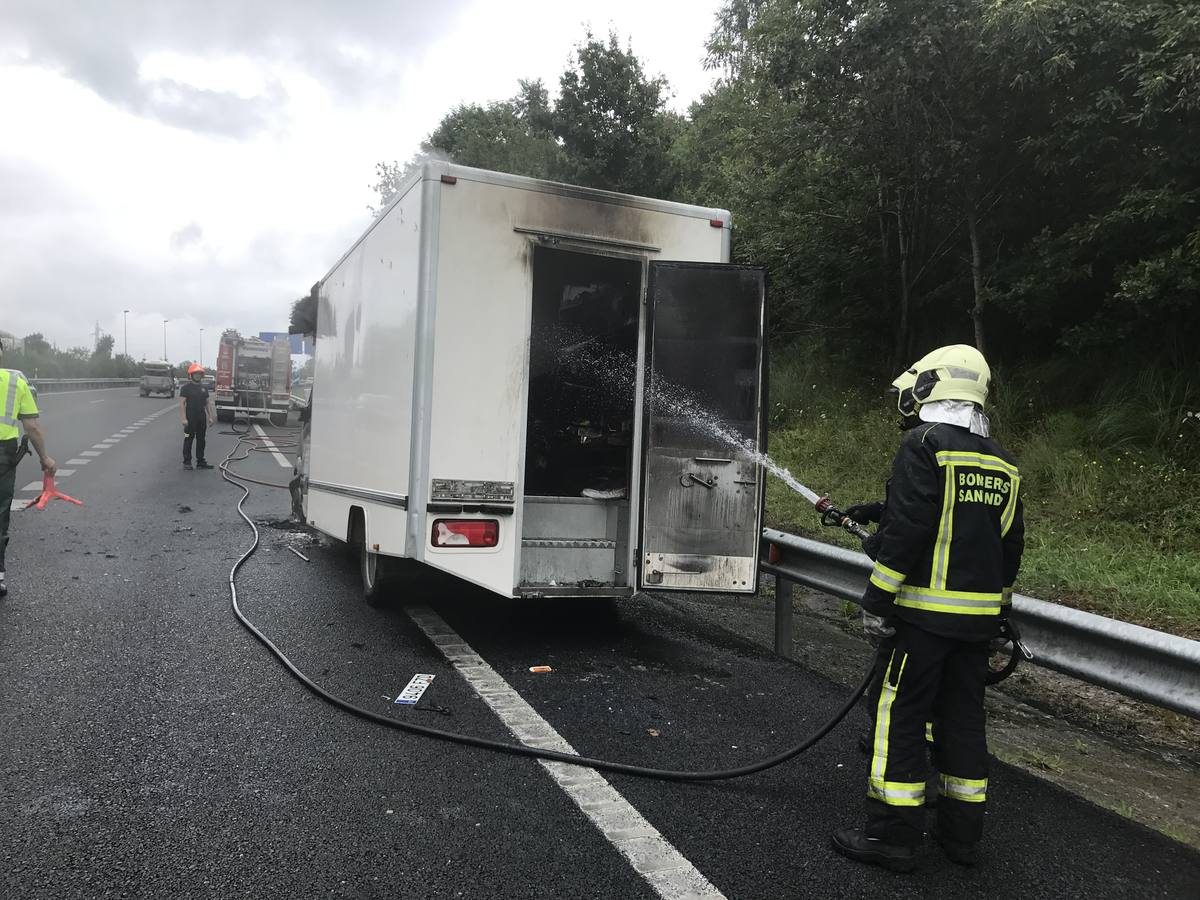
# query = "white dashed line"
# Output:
<box><xmin>89</xmin><ymin>399</ymin><xmax>105</xmax><ymax>404</ymax></box>
<box><xmin>10</xmin><ymin>500</ymin><xmax>24</xmax><ymax>512</ymax></box>
<box><xmin>252</xmin><ymin>424</ymin><xmax>293</xmax><ymax>468</ymax></box>
<box><xmin>66</xmin><ymin>459</ymin><xmax>90</xmax><ymax>466</ymax></box>
<box><xmin>406</xmin><ymin>605</ymin><xmax>727</xmax><ymax>900</ymax></box>
<box><xmin>20</xmin><ymin>481</ymin><xmax>40</xmax><ymax>492</ymax></box>
<box><xmin>80</xmin><ymin>451</ymin><xmax>102</xmax><ymax>457</ymax></box>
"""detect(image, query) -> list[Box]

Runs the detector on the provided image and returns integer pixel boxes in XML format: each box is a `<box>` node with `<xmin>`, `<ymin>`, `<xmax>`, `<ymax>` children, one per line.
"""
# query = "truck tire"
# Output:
<box><xmin>269</xmin><ymin>411</ymin><xmax>288</xmax><ymax>428</ymax></box>
<box><xmin>216</xmin><ymin>409</ymin><xmax>234</xmax><ymax>424</ymax></box>
<box><xmin>360</xmin><ymin>543</ymin><xmax>393</xmax><ymax>607</ymax></box>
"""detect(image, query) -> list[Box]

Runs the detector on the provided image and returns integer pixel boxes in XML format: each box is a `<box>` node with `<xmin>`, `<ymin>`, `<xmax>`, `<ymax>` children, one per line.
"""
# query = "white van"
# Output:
<box><xmin>299</xmin><ymin>163</ymin><xmax>767</xmax><ymax>602</ymax></box>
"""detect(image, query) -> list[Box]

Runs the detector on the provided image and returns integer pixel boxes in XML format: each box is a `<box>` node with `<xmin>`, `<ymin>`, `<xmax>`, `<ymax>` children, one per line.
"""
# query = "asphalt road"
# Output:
<box><xmin>2</xmin><ymin>391</ymin><xmax>1198</xmax><ymax>899</ymax></box>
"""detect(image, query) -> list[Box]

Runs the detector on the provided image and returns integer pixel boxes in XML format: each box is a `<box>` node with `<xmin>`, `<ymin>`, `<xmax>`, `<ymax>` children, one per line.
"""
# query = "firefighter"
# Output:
<box><xmin>0</xmin><ymin>339</ymin><xmax>57</xmax><ymax>598</ymax></box>
<box><xmin>831</xmin><ymin>344</ymin><xmax>1025</xmax><ymax>873</ymax></box>
<box><xmin>180</xmin><ymin>363</ymin><xmax>216</xmax><ymax>470</ymax></box>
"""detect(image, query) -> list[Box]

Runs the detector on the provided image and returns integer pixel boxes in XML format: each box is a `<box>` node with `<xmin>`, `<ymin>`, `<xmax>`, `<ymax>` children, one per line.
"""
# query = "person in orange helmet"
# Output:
<box><xmin>179</xmin><ymin>363</ymin><xmax>215</xmax><ymax>470</ymax></box>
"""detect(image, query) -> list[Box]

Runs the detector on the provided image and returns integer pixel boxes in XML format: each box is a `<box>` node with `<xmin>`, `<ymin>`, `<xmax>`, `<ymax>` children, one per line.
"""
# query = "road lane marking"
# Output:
<box><xmin>20</xmin><ymin>482</ymin><xmax>40</xmax><ymax>492</ymax></box>
<box><xmin>66</xmin><ymin>459</ymin><xmax>90</xmax><ymax>465</ymax></box>
<box><xmin>406</xmin><ymin>605</ymin><xmax>727</xmax><ymax>900</ymax></box>
<box><xmin>10</xmin><ymin>500</ymin><xmax>24</xmax><ymax>512</ymax></box>
<box><xmin>80</xmin><ymin>451</ymin><xmax>102</xmax><ymax>457</ymax></box>
<box><xmin>252</xmin><ymin>425</ymin><xmax>293</xmax><ymax>468</ymax></box>
<box><xmin>54</xmin><ymin>469</ymin><xmax>75</xmax><ymax>477</ymax></box>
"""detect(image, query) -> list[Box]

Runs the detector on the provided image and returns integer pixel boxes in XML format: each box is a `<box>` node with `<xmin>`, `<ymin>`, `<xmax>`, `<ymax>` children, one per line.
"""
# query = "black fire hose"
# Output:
<box><xmin>220</xmin><ymin>432</ymin><xmax>878</xmax><ymax>782</ymax></box>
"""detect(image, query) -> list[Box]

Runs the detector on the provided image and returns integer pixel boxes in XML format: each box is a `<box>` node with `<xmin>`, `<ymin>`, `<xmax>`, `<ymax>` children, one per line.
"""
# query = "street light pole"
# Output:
<box><xmin>163</xmin><ymin>319</ymin><xmax>169</xmax><ymax>362</ymax></box>
<box><xmin>199</xmin><ymin>328</ymin><xmax>204</xmax><ymax>367</ymax></box>
<box><xmin>123</xmin><ymin>309</ymin><xmax>129</xmax><ymax>358</ymax></box>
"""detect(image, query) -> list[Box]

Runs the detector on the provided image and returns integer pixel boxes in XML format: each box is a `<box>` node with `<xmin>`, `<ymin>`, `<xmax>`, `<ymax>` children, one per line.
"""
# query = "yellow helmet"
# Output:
<box><xmin>889</xmin><ymin>367</ymin><xmax>920</xmax><ymax>425</ymax></box>
<box><xmin>910</xmin><ymin>344</ymin><xmax>990</xmax><ymax>408</ymax></box>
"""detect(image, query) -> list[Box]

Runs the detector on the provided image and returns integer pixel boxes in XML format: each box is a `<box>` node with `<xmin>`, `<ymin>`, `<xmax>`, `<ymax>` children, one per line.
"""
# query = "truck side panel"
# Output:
<box><xmin>422</xmin><ymin>172</ymin><xmax>726</xmax><ymax>595</ymax></box>
<box><xmin>306</xmin><ymin>180</ymin><xmax>422</xmax><ymax>553</ymax></box>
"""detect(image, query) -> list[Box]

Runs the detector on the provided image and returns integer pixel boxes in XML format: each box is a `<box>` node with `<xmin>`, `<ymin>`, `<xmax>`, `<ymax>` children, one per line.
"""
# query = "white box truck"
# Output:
<box><xmin>299</xmin><ymin>163</ymin><xmax>767</xmax><ymax>602</ymax></box>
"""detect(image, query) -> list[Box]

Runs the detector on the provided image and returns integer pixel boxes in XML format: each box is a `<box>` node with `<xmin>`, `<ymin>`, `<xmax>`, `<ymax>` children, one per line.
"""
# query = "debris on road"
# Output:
<box><xmin>395</xmin><ymin>673</ymin><xmax>435</xmax><ymax>706</ymax></box>
<box><xmin>287</xmin><ymin>546</ymin><xmax>310</xmax><ymax>562</ymax></box>
<box><xmin>529</xmin><ymin>665</ymin><xmax>552</xmax><ymax>673</ymax></box>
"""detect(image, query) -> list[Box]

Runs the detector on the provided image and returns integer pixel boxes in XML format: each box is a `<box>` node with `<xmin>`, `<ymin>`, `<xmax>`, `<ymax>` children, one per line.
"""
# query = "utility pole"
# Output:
<box><xmin>123</xmin><ymin>309</ymin><xmax>129</xmax><ymax>358</ymax></box>
<box><xmin>199</xmin><ymin>328</ymin><xmax>204</xmax><ymax>366</ymax></box>
<box><xmin>163</xmin><ymin>319</ymin><xmax>169</xmax><ymax>362</ymax></box>
<box><xmin>94</xmin><ymin>320</ymin><xmax>101</xmax><ymax>350</ymax></box>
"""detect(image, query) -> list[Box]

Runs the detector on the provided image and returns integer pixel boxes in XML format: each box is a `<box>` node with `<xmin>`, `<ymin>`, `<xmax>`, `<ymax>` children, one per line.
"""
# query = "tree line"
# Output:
<box><xmin>3</xmin><ymin>333</ymin><xmax>143</xmax><ymax>380</ymax></box>
<box><xmin>370</xmin><ymin>1</ymin><xmax>1199</xmax><ymax>386</ymax></box>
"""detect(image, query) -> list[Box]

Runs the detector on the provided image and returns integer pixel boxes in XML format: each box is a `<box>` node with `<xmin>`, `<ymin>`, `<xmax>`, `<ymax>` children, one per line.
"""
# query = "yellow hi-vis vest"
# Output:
<box><xmin>0</xmin><ymin>369</ymin><xmax>39</xmax><ymax>441</ymax></box>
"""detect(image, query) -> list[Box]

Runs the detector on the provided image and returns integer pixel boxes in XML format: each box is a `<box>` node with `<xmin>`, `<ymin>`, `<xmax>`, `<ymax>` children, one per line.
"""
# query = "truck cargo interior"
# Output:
<box><xmin>521</xmin><ymin>245</ymin><xmax>643</xmax><ymax>590</ymax></box>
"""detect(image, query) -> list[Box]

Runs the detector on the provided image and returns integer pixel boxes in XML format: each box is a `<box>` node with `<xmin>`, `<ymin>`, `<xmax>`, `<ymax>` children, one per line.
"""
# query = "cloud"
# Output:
<box><xmin>170</xmin><ymin>221</ymin><xmax>204</xmax><ymax>251</ymax></box>
<box><xmin>0</xmin><ymin>0</ymin><xmax>471</xmax><ymax>137</ymax></box>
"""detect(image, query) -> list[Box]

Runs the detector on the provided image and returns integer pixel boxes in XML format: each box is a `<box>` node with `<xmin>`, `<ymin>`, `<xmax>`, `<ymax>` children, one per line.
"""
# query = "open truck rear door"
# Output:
<box><xmin>638</xmin><ymin>262</ymin><xmax>767</xmax><ymax>593</ymax></box>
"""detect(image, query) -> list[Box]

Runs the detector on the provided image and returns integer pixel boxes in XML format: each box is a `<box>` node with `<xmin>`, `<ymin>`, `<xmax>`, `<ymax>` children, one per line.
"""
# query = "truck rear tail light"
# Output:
<box><xmin>431</xmin><ymin>519</ymin><xmax>498</xmax><ymax>548</ymax></box>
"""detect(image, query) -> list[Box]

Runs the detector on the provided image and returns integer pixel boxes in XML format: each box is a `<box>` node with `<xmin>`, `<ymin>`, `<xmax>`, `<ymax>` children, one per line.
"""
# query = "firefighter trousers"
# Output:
<box><xmin>183</xmin><ymin>416</ymin><xmax>207</xmax><ymax>464</ymax></box>
<box><xmin>865</xmin><ymin>620</ymin><xmax>989</xmax><ymax>848</ymax></box>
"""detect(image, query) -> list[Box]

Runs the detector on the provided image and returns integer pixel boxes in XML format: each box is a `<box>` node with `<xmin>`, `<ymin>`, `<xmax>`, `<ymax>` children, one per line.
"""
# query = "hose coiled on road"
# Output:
<box><xmin>220</xmin><ymin>429</ymin><xmax>878</xmax><ymax>782</ymax></box>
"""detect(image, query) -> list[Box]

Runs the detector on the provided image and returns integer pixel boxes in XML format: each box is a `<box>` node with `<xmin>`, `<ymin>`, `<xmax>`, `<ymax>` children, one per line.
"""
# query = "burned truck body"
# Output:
<box><xmin>300</xmin><ymin>163</ymin><xmax>767</xmax><ymax>601</ymax></box>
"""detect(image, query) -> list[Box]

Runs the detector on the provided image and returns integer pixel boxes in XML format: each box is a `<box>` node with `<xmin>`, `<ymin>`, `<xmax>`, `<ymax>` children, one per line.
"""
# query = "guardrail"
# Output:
<box><xmin>31</xmin><ymin>378</ymin><xmax>140</xmax><ymax>393</ymax></box>
<box><xmin>761</xmin><ymin>528</ymin><xmax>1200</xmax><ymax>719</ymax></box>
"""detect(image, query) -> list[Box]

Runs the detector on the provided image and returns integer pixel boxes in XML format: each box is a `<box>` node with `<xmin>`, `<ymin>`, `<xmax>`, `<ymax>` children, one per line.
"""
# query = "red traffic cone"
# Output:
<box><xmin>26</xmin><ymin>473</ymin><xmax>83</xmax><ymax>510</ymax></box>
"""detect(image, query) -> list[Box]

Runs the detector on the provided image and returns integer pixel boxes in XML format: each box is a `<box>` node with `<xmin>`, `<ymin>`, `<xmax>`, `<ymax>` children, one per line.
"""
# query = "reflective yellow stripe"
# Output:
<box><xmin>870</xmin><ymin>561</ymin><xmax>904</xmax><ymax>594</ymax></box>
<box><xmin>1002</xmin><ymin>586</ymin><xmax>1013</xmax><ymax>605</ymax></box>
<box><xmin>1000</xmin><ymin>474</ymin><xmax>1021</xmax><ymax>537</ymax></box>
<box><xmin>939</xmin><ymin>774</ymin><xmax>987</xmax><ymax>803</ymax></box>
<box><xmin>870</xmin><ymin>651</ymin><xmax>907</xmax><ymax>792</ymax></box>
<box><xmin>931</xmin><ymin>464</ymin><xmax>956</xmax><ymax>589</ymax></box>
<box><xmin>896</xmin><ymin>586</ymin><xmax>1003</xmax><ymax>616</ymax></box>
<box><xmin>925</xmin><ymin>721</ymin><xmax>935</xmax><ymax>744</ymax></box>
<box><xmin>935</xmin><ymin>450</ymin><xmax>1019</xmax><ymax>479</ymax></box>
<box><xmin>1</xmin><ymin>371</ymin><xmax>19</xmax><ymax>429</ymax></box>
<box><xmin>868</xmin><ymin>778</ymin><xmax>926</xmax><ymax>807</ymax></box>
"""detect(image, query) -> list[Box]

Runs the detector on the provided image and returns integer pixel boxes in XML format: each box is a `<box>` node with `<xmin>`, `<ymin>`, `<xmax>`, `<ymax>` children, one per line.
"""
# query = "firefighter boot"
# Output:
<box><xmin>830</xmin><ymin>829</ymin><xmax>917</xmax><ymax>874</ymax></box>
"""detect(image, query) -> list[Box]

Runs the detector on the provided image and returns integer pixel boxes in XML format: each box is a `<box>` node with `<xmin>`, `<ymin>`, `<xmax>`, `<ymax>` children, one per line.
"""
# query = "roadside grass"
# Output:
<box><xmin>763</xmin><ymin>354</ymin><xmax>1200</xmax><ymax>638</ymax></box>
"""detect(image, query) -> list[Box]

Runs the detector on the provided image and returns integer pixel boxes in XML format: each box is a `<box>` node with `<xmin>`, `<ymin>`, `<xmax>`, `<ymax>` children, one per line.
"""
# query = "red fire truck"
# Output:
<box><xmin>213</xmin><ymin>330</ymin><xmax>292</xmax><ymax>425</ymax></box>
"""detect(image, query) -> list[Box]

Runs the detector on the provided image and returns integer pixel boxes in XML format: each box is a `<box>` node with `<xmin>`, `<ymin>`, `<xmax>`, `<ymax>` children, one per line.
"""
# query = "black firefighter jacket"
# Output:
<box><xmin>861</xmin><ymin>421</ymin><xmax>1025</xmax><ymax>642</ymax></box>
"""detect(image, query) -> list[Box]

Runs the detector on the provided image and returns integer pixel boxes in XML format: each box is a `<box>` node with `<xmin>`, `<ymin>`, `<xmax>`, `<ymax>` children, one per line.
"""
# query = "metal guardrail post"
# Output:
<box><xmin>760</xmin><ymin>528</ymin><xmax>1200</xmax><ymax>719</ymax></box>
<box><xmin>774</xmin><ymin>575</ymin><xmax>794</xmax><ymax>660</ymax></box>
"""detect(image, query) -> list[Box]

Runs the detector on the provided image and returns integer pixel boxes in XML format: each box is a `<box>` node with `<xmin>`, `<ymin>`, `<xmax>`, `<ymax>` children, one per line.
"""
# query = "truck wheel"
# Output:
<box><xmin>269</xmin><ymin>411</ymin><xmax>288</xmax><ymax>427</ymax></box>
<box><xmin>360</xmin><ymin>544</ymin><xmax>394</xmax><ymax>607</ymax></box>
<box><xmin>216</xmin><ymin>410</ymin><xmax>234</xmax><ymax>424</ymax></box>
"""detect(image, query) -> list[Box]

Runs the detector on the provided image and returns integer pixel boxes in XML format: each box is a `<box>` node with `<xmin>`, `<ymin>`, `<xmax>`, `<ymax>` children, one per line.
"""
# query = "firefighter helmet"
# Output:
<box><xmin>889</xmin><ymin>367</ymin><xmax>921</xmax><ymax>429</ymax></box>
<box><xmin>910</xmin><ymin>344</ymin><xmax>990</xmax><ymax>408</ymax></box>
<box><xmin>188</xmin><ymin>363</ymin><xmax>205</xmax><ymax>379</ymax></box>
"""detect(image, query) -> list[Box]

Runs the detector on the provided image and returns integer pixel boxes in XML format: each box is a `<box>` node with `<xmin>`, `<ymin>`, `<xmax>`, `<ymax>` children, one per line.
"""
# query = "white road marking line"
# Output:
<box><xmin>89</xmin><ymin>399</ymin><xmax>105</xmax><ymax>404</ymax></box>
<box><xmin>10</xmin><ymin>500</ymin><xmax>24</xmax><ymax>512</ymax></box>
<box><xmin>252</xmin><ymin>424</ymin><xmax>293</xmax><ymax>468</ymax></box>
<box><xmin>96</xmin><ymin>442</ymin><xmax>117</xmax><ymax>447</ymax></box>
<box><xmin>55</xmin><ymin>469</ymin><xmax>76</xmax><ymax>477</ymax></box>
<box><xmin>65</xmin><ymin>459</ymin><xmax>91</xmax><ymax>466</ymax></box>
<box><xmin>406</xmin><ymin>605</ymin><xmax>727</xmax><ymax>900</ymax></box>
<box><xmin>88</xmin><ymin>445</ymin><xmax>108</xmax><ymax>451</ymax></box>
<box><xmin>21</xmin><ymin>481</ymin><xmax>41</xmax><ymax>492</ymax></box>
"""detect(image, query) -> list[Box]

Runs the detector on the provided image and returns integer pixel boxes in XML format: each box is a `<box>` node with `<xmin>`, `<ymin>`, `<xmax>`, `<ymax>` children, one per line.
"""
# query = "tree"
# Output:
<box><xmin>554</xmin><ymin>33</ymin><xmax>683</xmax><ymax>197</ymax></box>
<box><xmin>369</xmin><ymin>33</ymin><xmax>684</xmax><ymax>211</ymax></box>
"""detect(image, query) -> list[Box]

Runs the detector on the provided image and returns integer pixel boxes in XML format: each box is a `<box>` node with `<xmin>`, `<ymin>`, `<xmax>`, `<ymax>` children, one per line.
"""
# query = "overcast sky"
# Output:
<box><xmin>0</xmin><ymin>0</ymin><xmax>725</xmax><ymax>364</ymax></box>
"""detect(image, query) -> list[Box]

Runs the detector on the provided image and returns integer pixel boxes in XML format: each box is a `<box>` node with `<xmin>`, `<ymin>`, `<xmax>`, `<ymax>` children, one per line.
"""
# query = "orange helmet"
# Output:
<box><xmin>188</xmin><ymin>363</ymin><xmax>204</xmax><ymax>376</ymax></box>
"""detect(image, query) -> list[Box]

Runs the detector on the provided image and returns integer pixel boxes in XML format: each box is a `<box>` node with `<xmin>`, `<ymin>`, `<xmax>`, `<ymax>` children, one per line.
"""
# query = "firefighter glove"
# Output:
<box><xmin>862</xmin><ymin>611</ymin><xmax>896</xmax><ymax>643</ymax></box>
<box><xmin>845</xmin><ymin>501</ymin><xmax>884</xmax><ymax>525</ymax></box>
